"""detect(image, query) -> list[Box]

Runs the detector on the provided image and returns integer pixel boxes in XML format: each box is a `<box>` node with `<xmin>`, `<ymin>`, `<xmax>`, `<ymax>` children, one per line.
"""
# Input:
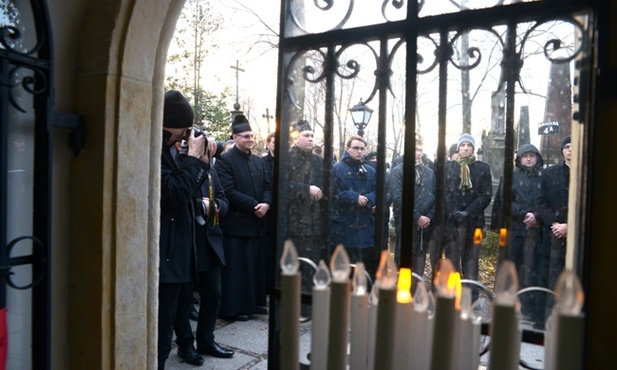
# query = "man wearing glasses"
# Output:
<box><xmin>216</xmin><ymin>114</ymin><xmax>272</xmax><ymax>322</ymax></box>
<box><xmin>331</xmin><ymin>135</ymin><xmax>378</xmax><ymax>277</ymax></box>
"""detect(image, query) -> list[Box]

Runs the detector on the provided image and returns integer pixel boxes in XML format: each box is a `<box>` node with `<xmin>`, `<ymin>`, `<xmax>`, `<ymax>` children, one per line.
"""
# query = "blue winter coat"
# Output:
<box><xmin>330</xmin><ymin>152</ymin><xmax>377</xmax><ymax>248</ymax></box>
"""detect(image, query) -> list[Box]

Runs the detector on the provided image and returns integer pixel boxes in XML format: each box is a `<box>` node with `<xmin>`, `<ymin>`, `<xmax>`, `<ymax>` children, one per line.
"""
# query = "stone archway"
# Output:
<box><xmin>68</xmin><ymin>1</ymin><xmax>186</xmax><ymax>368</ymax></box>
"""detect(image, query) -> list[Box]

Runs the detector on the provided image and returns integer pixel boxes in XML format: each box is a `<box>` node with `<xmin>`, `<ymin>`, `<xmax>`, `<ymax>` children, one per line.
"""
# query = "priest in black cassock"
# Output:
<box><xmin>217</xmin><ymin>115</ymin><xmax>273</xmax><ymax>321</ymax></box>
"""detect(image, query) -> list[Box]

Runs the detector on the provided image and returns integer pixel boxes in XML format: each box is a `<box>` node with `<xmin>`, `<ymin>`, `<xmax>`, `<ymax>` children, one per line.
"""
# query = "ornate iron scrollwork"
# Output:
<box><xmin>1</xmin><ymin>236</ymin><xmax>46</xmax><ymax>290</ymax></box>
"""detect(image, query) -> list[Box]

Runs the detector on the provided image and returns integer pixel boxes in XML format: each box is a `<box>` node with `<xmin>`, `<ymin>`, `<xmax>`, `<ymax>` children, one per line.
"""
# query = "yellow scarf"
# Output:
<box><xmin>457</xmin><ymin>155</ymin><xmax>476</xmax><ymax>190</ymax></box>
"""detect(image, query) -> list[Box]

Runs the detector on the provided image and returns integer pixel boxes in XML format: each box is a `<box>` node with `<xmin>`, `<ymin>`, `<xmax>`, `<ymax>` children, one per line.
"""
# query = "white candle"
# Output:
<box><xmin>326</xmin><ymin>245</ymin><xmax>351</xmax><ymax>370</ymax></box>
<box><xmin>448</xmin><ymin>273</ymin><xmax>463</xmax><ymax>370</ymax></box>
<box><xmin>310</xmin><ymin>260</ymin><xmax>331</xmax><ymax>370</ymax></box>
<box><xmin>280</xmin><ymin>240</ymin><xmax>300</xmax><ymax>370</ymax></box>
<box><xmin>372</xmin><ymin>250</ymin><xmax>398</xmax><ymax>370</ymax></box>
<box><xmin>366</xmin><ymin>283</ymin><xmax>379</xmax><ymax>370</ymax></box>
<box><xmin>429</xmin><ymin>258</ymin><xmax>457</xmax><ymax>370</ymax></box>
<box><xmin>457</xmin><ymin>287</ymin><xmax>478</xmax><ymax>370</ymax></box>
<box><xmin>488</xmin><ymin>261</ymin><xmax>521</xmax><ymax>370</ymax></box>
<box><xmin>410</xmin><ymin>282</ymin><xmax>431</xmax><ymax>370</ymax></box>
<box><xmin>545</xmin><ymin>270</ymin><xmax>585</xmax><ymax>370</ymax></box>
<box><xmin>393</xmin><ymin>268</ymin><xmax>413</xmax><ymax>370</ymax></box>
<box><xmin>350</xmin><ymin>262</ymin><xmax>369</xmax><ymax>370</ymax></box>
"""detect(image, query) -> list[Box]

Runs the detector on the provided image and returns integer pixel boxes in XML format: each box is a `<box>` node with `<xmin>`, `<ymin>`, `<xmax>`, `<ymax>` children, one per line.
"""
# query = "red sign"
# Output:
<box><xmin>0</xmin><ymin>307</ymin><xmax>6</xmax><ymax>370</ymax></box>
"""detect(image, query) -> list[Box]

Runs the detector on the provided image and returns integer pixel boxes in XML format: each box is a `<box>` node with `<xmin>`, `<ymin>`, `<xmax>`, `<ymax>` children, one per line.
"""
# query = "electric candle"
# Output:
<box><xmin>350</xmin><ymin>262</ymin><xmax>369</xmax><ymax>370</ymax></box>
<box><xmin>449</xmin><ymin>272</ymin><xmax>463</xmax><ymax>370</ymax></box>
<box><xmin>280</xmin><ymin>240</ymin><xmax>301</xmax><ymax>370</ymax></box>
<box><xmin>457</xmin><ymin>287</ymin><xmax>480</xmax><ymax>370</ymax></box>
<box><xmin>310</xmin><ymin>260</ymin><xmax>331</xmax><ymax>370</ymax></box>
<box><xmin>366</xmin><ymin>282</ymin><xmax>379</xmax><ymax>370</ymax></box>
<box><xmin>544</xmin><ymin>270</ymin><xmax>585</xmax><ymax>370</ymax></box>
<box><xmin>326</xmin><ymin>245</ymin><xmax>351</xmax><ymax>370</ymax></box>
<box><xmin>373</xmin><ymin>251</ymin><xmax>398</xmax><ymax>370</ymax></box>
<box><xmin>410</xmin><ymin>281</ymin><xmax>432</xmax><ymax>370</ymax></box>
<box><xmin>429</xmin><ymin>258</ymin><xmax>456</xmax><ymax>370</ymax></box>
<box><xmin>488</xmin><ymin>260</ymin><xmax>521</xmax><ymax>370</ymax></box>
<box><xmin>393</xmin><ymin>268</ymin><xmax>413</xmax><ymax>370</ymax></box>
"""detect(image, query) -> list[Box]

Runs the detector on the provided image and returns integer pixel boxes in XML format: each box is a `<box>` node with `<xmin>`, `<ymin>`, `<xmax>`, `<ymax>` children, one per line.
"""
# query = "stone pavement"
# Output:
<box><xmin>164</xmin><ymin>308</ymin><xmax>313</xmax><ymax>370</ymax></box>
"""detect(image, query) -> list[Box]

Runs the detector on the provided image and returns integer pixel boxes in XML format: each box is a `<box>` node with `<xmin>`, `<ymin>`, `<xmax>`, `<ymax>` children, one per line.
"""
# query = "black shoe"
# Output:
<box><xmin>235</xmin><ymin>314</ymin><xmax>251</xmax><ymax>321</ymax></box>
<box><xmin>190</xmin><ymin>307</ymin><xmax>199</xmax><ymax>322</ymax></box>
<box><xmin>255</xmin><ymin>306</ymin><xmax>268</xmax><ymax>315</ymax></box>
<box><xmin>197</xmin><ymin>342</ymin><xmax>235</xmax><ymax>358</ymax></box>
<box><xmin>177</xmin><ymin>345</ymin><xmax>204</xmax><ymax>366</ymax></box>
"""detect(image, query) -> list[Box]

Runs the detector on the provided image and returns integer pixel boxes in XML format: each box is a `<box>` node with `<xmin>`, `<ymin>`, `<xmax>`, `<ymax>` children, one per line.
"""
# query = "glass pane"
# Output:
<box><xmin>284</xmin><ymin>0</ymin><xmax>406</xmax><ymax>35</ymax></box>
<box><xmin>277</xmin><ymin>1</ymin><xmax>591</xmax><ymax>367</ymax></box>
<box><xmin>419</xmin><ymin>0</ymin><xmax>543</xmax><ymax>18</ymax></box>
<box><xmin>2</xmin><ymin>1</ymin><xmax>38</xmax><ymax>368</ymax></box>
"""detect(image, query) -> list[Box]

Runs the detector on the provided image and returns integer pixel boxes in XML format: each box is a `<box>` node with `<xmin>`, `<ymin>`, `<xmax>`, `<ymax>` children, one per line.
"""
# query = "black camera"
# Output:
<box><xmin>192</xmin><ymin>127</ymin><xmax>206</xmax><ymax>139</ymax></box>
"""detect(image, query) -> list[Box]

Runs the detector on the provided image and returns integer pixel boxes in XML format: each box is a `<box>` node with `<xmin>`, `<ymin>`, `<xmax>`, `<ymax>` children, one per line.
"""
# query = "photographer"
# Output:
<box><xmin>158</xmin><ymin>90</ymin><xmax>216</xmax><ymax>370</ymax></box>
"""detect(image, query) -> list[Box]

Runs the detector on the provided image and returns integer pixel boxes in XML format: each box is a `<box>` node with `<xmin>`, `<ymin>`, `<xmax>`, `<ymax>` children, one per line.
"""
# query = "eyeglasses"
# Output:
<box><xmin>350</xmin><ymin>146</ymin><xmax>366</xmax><ymax>151</ymax></box>
<box><xmin>236</xmin><ymin>134</ymin><xmax>254</xmax><ymax>139</ymax></box>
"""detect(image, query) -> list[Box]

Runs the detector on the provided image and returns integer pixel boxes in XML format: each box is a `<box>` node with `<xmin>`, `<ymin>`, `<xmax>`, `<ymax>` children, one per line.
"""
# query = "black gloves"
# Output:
<box><xmin>451</xmin><ymin>210</ymin><xmax>468</xmax><ymax>219</ymax></box>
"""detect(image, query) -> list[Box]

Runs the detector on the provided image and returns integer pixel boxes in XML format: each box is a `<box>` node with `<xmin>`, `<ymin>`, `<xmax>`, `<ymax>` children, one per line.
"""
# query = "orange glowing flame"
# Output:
<box><xmin>499</xmin><ymin>228</ymin><xmax>507</xmax><ymax>247</ymax></box>
<box><xmin>474</xmin><ymin>228</ymin><xmax>483</xmax><ymax>245</ymax></box>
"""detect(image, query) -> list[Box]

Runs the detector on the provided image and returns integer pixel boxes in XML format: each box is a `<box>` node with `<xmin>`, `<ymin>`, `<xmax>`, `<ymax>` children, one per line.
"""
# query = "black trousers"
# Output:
<box><xmin>174</xmin><ymin>267</ymin><xmax>222</xmax><ymax>348</ymax></box>
<box><xmin>158</xmin><ymin>282</ymin><xmax>182</xmax><ymax>370</ymax></box>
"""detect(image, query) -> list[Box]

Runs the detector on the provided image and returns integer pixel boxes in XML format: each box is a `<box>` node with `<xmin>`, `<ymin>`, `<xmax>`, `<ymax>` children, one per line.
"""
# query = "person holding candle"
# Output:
<box><xmin>217</xmin><ymin>114</ymin><xmax>273</xmax><ymax>321</ymax></box>
<box><xmin>390</xmin><ymin>133</ymin><xmax>436</xmax><ymax>274</ymax></box>
<box><xmin>444</xmin><ymin>133</ymin><xmax>493</xmax><ymax>283</ymax></box>
<box><xmin>331</xmin><ymin>135</ymin><xmax>378</xmax><ymax>277</ymax></box>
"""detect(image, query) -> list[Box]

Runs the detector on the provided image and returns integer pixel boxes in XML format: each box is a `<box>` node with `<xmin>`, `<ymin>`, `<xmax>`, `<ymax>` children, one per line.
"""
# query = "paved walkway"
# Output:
<box><xmin>164</xmin><ymin>308</ymin><xmax>313</xmax><ymax>370</ymax></box>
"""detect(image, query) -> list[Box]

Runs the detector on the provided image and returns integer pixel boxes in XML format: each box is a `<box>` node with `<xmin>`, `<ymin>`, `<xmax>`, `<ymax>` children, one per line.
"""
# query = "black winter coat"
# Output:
<box><xmin>194</xmin><ymin>168</ymin><xmax>228</xmax><ymax>272</ymax></box>
<box><xmin>444</xmin><ymin>159</ymin><xmax>493</xmax><ymax>229</ymax></box>
<box><xmin>217</xmin><ymin>146</ymin><xmax>273</xmax><ymax>238</ymax></box>
<box><xmin>536</xmin><ymin>162</ymin><xmax>569</xmax><ymax>225</ymax></box>
<box><xmin>390</xmin><ymin>162</ymin><xmax>436</xmax><ymax>230</ymax></box>
<box><xmin>285</xmin><ymin>146</ymin><xmax>324</xmax><ymax>238</ymax></box>
<box><xmin>159</xmin><ymin>145</ymin><xmax>210</xmax><ymax>283</ymax></box>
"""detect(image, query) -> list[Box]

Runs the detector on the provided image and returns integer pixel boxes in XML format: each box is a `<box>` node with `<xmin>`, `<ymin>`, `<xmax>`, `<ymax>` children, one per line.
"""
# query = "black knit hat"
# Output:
<box><xmin>560</xmin><ymin>135</ymin><xmax>571</xmax><ymax>149</ymax></box>
<box><xmin>163</xmin><ymin>90</ymin><xmax>194</xmax><ymax>128</ymax></box>
<box><xmin>291</xmin><ymin>119</ymin><xmax>312</xmax><ymax>133</ymax></box>
<box><xmin>232</xmin><ymin>114</ymin><xmax>252</xmax><ymax>134</ymax></box>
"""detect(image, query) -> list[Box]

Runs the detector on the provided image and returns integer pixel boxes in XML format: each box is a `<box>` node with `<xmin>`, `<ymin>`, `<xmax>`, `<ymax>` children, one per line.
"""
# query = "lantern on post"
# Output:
<box><xmin>349</xmin><ymin>100</ymin><xmax>373</xmax><ymax>137</ymax></box>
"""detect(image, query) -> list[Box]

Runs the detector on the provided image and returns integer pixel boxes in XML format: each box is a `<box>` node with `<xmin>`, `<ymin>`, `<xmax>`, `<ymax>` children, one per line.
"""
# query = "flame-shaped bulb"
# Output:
<box><xmin>353</xmin><ymin>262</ymin><xmax>368</xmax><ymax>295</ymax></box>
<box><xmin>413</xmin><ymin>281</ymin><xmax>429</xmax><ymax>312</ymax></box>
<box><xmin>375</xmin><ymin>250</ymin><xmax>398</xmax><ymax>289</ymax></box>
<box><xmin>449</xmin><ymin>272</ymin><xmax>462</xmax><ymax>310</ymax></box>
<box><xmin>280</xmin><ymin>240</ymin><xmax>299</xmax><ymax>275</ymax></box>
<box><xmin>397</xmin><ymin>268</ymin><xmax>413</xmax><ymax>303</ymax></box>
<box><xmin>313</xmin><ymin>260</ymin><xmax>331</xmax><ymax>290</ymax></box>
<box><xmin>433</xmin><ymin>258</ymin><xmax>456</xmax><ymax>297</ymax></box>
<box><xmin>473</xmin><ymin>228</ymin><xmax>483</xmax><ymax>245</ymax></box>
<box><xmin>369</xmin><ymin>280</ymin><xmax>380</xmax><ymax>305</ymax></box>
<box><xmin>554</xmin><ymin>269</ymin><xmax>584</xmax><ymax>316</ymax></box>
<box><xmin>494</xmin><ymin>260</ymin><xmax>519</xmax><ymax>306</ymax></box>
<box><xmin>330</xmin><ymin>244</ymin><xmax>351</xmax><ymax>283</ymax></box>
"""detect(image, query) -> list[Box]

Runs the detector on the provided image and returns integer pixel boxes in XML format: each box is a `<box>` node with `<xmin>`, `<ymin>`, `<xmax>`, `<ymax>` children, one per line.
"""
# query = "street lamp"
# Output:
<box><xmin>349</xmin><ymin>100</ymin><xmax>373</xmax><ymax>137</ymax></box>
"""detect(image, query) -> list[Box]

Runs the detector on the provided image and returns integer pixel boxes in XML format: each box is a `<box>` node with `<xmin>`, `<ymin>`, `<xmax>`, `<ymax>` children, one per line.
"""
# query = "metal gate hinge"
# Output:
<box><xmin>52</xmin><ymin>111</ymin><xmax>84</xmax><ymax>157</ymax></box>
